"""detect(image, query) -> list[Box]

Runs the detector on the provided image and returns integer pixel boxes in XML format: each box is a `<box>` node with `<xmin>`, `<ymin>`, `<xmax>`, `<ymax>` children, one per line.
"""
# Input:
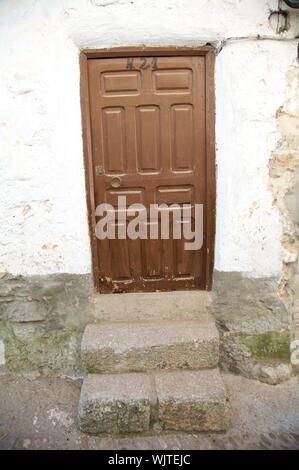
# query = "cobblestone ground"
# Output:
<box><xmin>0</xmin><ymin>373</ymin><xmax>298</xmax><ymax>450</ymax></box>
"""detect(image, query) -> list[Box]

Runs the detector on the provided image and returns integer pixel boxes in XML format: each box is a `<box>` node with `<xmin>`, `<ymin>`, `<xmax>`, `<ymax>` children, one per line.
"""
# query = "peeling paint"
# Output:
<box><xmin>269</xmin><ymin>62</ymin><xmax>299</xmax><ymax>344</ymax></box>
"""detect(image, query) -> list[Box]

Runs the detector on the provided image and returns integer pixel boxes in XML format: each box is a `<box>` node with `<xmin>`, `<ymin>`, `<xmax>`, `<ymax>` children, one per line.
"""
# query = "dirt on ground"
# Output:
<box><xmin>0</xmin><ymin>372</ymin><xmax>299</xmax><ymax>450</ymax></box>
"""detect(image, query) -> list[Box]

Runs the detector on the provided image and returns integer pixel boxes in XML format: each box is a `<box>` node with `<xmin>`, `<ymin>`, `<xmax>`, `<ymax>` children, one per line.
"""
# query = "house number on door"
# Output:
<box><xmin>126</xmin><ymin>57</ymin><xmax>158</xmax><ymax>70</ymax></box>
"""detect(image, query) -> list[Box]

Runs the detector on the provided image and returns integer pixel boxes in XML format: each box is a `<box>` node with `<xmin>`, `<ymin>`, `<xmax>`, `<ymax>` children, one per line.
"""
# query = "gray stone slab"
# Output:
<box><xmin>78</xmin><ymin>373</ymin><xmax>155</xmax><ymax>434</ymax></box>
<box><xmin>155</xmin><ymin>369</ymin><xmax>228</xmax><ymax>432</ymax></box>
<box><xmin>93</xmin><ymin>290</ymin><xmax>211</xmax><ymax>322</ymax></box>
<box><xmin>82</xmin><ymin>318</ymin><xmax>219</xmax><ymax>373</ymax></box>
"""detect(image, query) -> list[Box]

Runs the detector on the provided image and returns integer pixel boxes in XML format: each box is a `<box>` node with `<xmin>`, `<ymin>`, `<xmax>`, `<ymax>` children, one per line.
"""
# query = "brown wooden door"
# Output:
<box><xmin>86</xmin><ymin>52</ymin><xmax>214</xmax><ymax>293</ymax></box>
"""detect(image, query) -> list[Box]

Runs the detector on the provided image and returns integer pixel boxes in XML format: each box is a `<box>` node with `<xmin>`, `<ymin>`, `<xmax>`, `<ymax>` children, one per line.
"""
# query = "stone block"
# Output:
<box><xmin>82</xmin><ymin>318</ymin><xmax>219</xmax><ymax>373</ymax></box>
<box><xmin>78</xmin><ymin>373</ymin><xmax>155</xmax><ymax>434</ymax></box>
<box><xmin>6</xmin><ymin>301</ymin><xmax>47</xmax><ymax>322</ymax></box>
<box><xmin>155</xmin><ymin>369</ymin><xmax>228</xmax><ymax>432</ymax></box>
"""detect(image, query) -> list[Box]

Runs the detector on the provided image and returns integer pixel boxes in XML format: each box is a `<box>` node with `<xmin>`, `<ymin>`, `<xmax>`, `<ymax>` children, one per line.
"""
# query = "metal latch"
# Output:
<box><xmin>95</xmin><ymin>165</ymin><xmax>104</xmax><ymax>176</ymax></box>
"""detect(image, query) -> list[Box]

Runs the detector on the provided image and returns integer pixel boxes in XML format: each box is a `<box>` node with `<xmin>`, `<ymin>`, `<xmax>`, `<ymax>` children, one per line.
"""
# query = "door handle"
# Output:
<box><xmin>110</xmin><ymin>176</ymin><xmax>121</xmax><ymax>188</ymax></box>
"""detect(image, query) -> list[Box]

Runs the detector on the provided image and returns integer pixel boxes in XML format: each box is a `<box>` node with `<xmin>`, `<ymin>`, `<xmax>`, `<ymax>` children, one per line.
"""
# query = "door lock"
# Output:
<box><xmin>110</xmin><ymin>176</ymin><xmax>121</xmax><ymax>188</ymax></box>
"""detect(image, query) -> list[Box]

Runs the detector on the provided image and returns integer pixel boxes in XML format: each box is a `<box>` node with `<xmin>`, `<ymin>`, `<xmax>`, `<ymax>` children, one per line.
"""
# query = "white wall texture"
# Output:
<box><xmin>0</xmin><ymin>0</ymin><xmax>298</xmax><ymax>277</ymax></box>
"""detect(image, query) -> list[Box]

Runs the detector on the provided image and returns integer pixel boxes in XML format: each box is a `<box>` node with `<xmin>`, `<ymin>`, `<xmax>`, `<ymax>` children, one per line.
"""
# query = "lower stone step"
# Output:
<box><xmin>79</xmin><ymin>373</ymin><xmax>154</xmax><ymax>434</ymax></box>
<box><xmin>155</xmin><ymin>369</ymin><xmax>228</xmax><ymax>432</ymax></box>
<box><xmin>81</xmin><ymin>317</ymin><xmax>219</xmax><ymax>373</ymax></box>
<box><xmin>78</xmin><ymin>369</ymin><xmax>228</xmax><ymax>434</ymax></box>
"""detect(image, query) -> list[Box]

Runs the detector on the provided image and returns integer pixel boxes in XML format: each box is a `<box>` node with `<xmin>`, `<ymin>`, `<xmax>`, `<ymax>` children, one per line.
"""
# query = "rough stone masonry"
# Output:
<box><xmin>0</xmin><ymin>1</ymin><xmax>298</xmax><ymax>381</ymax></box>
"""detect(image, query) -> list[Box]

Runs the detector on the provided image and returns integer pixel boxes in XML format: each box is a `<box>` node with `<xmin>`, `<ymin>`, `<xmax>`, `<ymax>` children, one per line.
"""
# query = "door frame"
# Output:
<box><xmin>80</xmin><ymin>47</ymin><xmax>216</xmax><ymax>292</ymax></box>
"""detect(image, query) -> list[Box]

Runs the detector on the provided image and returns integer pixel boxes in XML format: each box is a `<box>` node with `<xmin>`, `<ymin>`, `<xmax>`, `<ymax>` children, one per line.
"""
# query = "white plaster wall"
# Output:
<box><xmin>0</xmin><ymin>0</ymin><xmax>298</xmax><ymax>277</ymax></box>
<box><xmin>215</xmin><ymin>39</ymin><xmax>298</xmax><ymax>275</ymax></box>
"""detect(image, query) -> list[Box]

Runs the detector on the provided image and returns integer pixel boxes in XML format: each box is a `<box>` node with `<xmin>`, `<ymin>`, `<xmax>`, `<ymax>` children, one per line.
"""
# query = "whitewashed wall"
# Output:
<box><xmin>0</xmin><ymin>0</ymin><xmax>298</xmax><ymax>277</ymax></box>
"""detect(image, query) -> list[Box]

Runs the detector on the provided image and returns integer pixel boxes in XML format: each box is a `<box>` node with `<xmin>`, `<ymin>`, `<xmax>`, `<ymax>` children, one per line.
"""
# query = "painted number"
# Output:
<box><xmin>126</xmin><ymin>57</ymin><xmax>158</xmax><ymax>70</ymax></box>
<box><xmin>126</xmin><ymin>57</ymin><xmax>134</xmax><ymax>70</ymax></box>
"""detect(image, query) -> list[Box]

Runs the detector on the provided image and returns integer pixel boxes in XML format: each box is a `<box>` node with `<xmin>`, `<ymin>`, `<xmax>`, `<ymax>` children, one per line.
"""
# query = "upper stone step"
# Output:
<box><xmin>81</xmin><ymin>316</ymin><xmax>219</xmax><ymax>373</ymax></box>
<box><xmin>92</xmin><ymin>290</ymin><xmax>211</xmax><ymax>322</ymax></box>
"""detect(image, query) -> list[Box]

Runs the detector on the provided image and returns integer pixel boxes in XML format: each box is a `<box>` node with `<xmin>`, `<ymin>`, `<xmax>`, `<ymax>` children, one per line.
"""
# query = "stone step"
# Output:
<box><xmin>155</xmin><ymin>369</ymin><xmax>228</xmax><ymax>432</ymax></box>
<box><xmin>81</xmin><ymin>317</ymin><xmax>219</xmax><ymax>373</ymax></box>
<box><xmin>79</xmin><ymin>373</ymin><xmax>154</xmax><ymax>434</ymax></box>
<box><xmin>78</xmin><ymin>369</ymin><xmax>228</xmax><ymax>434</ymax></box>
<box><xmin>92</xmin><ymin>290</ymin><xmax>211</xmax><ymax>322</ymax></box>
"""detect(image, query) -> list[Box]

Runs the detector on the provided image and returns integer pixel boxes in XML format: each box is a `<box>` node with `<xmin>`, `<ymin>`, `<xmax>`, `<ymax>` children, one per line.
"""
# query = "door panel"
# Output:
<box><xmin>136</xmin><ymin>105</ymin><xmax>161</xmax><ymax>172</ymax></box>
<box><xmin>87</xmin><ymin>55</ymin><xmax>208</xmax><ymax>292</ymax></box>
<box><xmin>102</xmin><ymin>107</ymin><xmax>127</xmax><ymax>173</ymax></box>
<box><xmin>171</xmin><ymin>104</ymin><xmax>194</xmax><ymax>171</ymax></box>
